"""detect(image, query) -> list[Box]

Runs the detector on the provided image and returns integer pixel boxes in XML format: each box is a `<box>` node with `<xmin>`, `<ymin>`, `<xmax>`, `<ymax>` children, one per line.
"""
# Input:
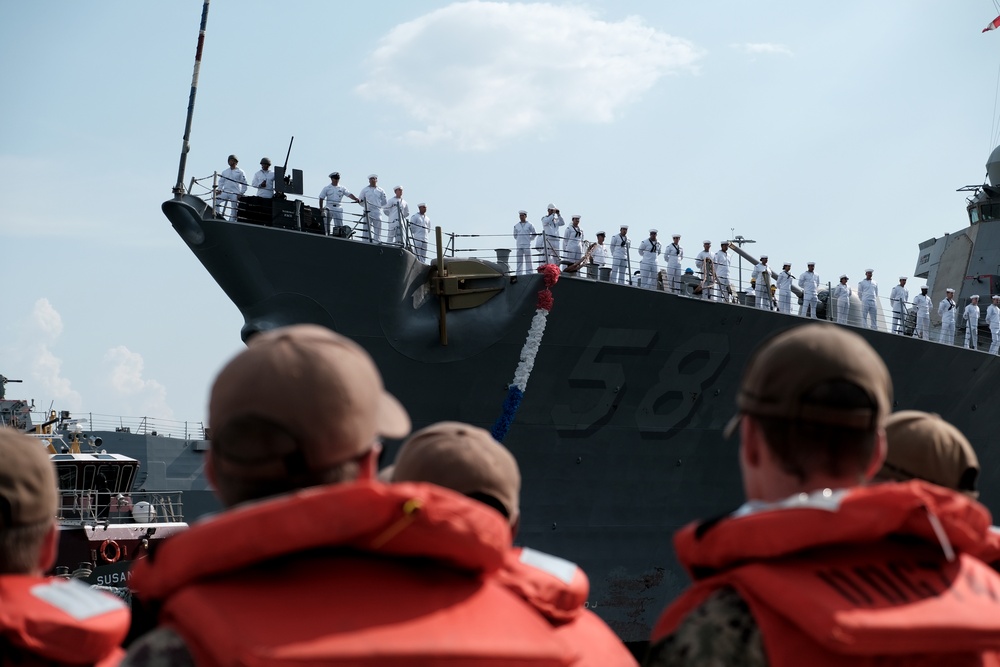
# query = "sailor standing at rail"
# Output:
<box><xmin>798</xmin><ymin>262</ymin><xmax>821</xmax><ymax>318</ymax></box>
<box><xmin>215</xmin><ymin>154</ymin><xmax>247</xmax><ymax>221</ymax></box>
<box><xmin>753</xmin><ymin>255</ymin><xmax>772</xmax><ymax>310</ymax></box>
<box><xmin>988</xmin><ymin>295</ymin><xmax>1000</xmax><ymax>354</ymax></box>
<box><xmin>775</xmin><ymin>263</ymin><xmax>794</xmax><ymax>314</ymax></box>
<box><xmin>963</xmin><ymin>295</ymin><xmax>980</xmax><ymax>350</ymax></box>
<box><xmin>889</xmin><ymin>277</ymin><xmax>909</xmax><ymax>335</ymax></box>
<box><xmin>638</xmin><ymin>230</ymin><xmax>662</xmax><ymax>291</ymax></box>
<box><xmin>358</xmin><ymin>174</ymin><xmax>388</xmax><ymax>243</ymax></box>
<box><xmin>714</xmin><ymin>241</ymin><xmax>732</xmax><ymax>302</ymax></box>
<box><xmin>512</xmin><ymin>211</ymin><xmax>535</xmax><ymax>275</ymax></box>
<box><xmin>832</xmin><ymin>274</ymin><xmax>852</xmax><ymax>324</ymax></box>
<box><xmin>383</xmin><ymin>186</ymin><xmax>410</xmax><ymax>246</ymax></box>
<box><xmin>695</xmin><ymin>241</ymin><xmax>714</xmax><ymax>300</ymax></box>
<box><xmin>665</xmin><ymin>235</ymin><xmax>684</xmax><ymax>294</ymax></box>
<box><xmin>610</xmin><ymin>225</ymin><xmax>630</xmax><ymax>284</ymax></box>
<box><xmin>318</xmin><ymin>172</ymin><xmax>360</xmax><ymax>235</ymax></box>
<box><xmin>591</xmin><ymin>231</ymin><xmax>608</xmax><ymax>270</ymax></box>
<box><xmin>858</xmin><ymin>269</ymin><xmax>879</xmax><ymax>330</ymax></box>
<box><xmin>938</xmin><ymin>288</ymin><xmax>957</xmax><ymax>345</ymax></box>
<box><xmin>912</xmin><ymin>285</ymin><xmax>932</xmax><ymax>340</ymax></box>
<box><xmin>538</xmin><ymin>205</ymin><xmax>565</xmax><ymax>266</ymax></box>
<box><xmin>251</xmin><ymin>157</ymin><xmax>275</xmax><ymax>198</ymax></box>
<box><xmin>409</xmin><ymin>203</ymin><xmax>430</xmax><ymax>263</ymax></box>
<box><xmin>563</xmin><ymin>216</ymin><xmax>585</xmax><ymax>265</ymax></box>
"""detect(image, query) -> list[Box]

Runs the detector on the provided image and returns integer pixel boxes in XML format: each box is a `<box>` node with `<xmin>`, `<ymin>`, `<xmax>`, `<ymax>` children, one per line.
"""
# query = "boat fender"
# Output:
<box><xmin>100</xmin><ymin>539</ymin><xmax>121</xmax><ymax>564</ymax></box>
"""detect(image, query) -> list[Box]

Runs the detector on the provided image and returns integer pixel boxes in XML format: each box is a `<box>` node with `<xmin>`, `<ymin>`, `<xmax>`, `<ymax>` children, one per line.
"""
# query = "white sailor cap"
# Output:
<box><xmin>760</xmin><ymin>255</ymin><xmax>768</xmax><ymax>259</ymax></box>
<box><xmin>720</xmin><ymin>240</ymin><xmax>730</xmax><ymax>245</ymax></box>
<box><xmin>783</xmin><ymin>262</ymin><xmax>791</xmax><ymax>267</ymax></box>
<box><xmin>620</xmin><ymin>224</ymin><xmax>629</xmax><ymax>230</ymax></box>
<box><xmin>573</xmin><ymin>215</ymin><xmax>581</xmax><ymax>220</ymax></box>
<box><xmin>993</xmin><ymin>295</ymin><xmax>1000</xmax><ymax>300</ymax></box>
<box><xmin>921</xmin><ymin>285</ymin><xmax>929</xmax><ymax>290</ymax></box>
<box><xmin>596</xmin><ymin>230</ymin><xmax>606</xmax><ymax>236</ymax></box>
<box><xmin>840</xmin><ymin>274</ymin><xmax>848</xmax><ymax>280</ymax></box>
<box><xmin>807</xmin><ymin>261</ymin><xmax>815</xmax><ymax>265</ymax></box>
<box><xmin>418</xmin><ymin>202</ymin><xmax>426</xmax><ymax>207</ymax></box>
<box><xmin>971</xmin><ymin>294</ymin><xmax>980</xmax><ymax>300</ymax></box>
<box><xmin>946</xmin><ymin>288</ymin><xmax>955</xmax><ymax>293</ymax></box>
<box><xmin>899</xmin><ymin>276</ymin><xmax>907</xmax><ymax>281</ymax></box>
<box><xmin>547</xmin><ymin>203</ymin><xmax>556</xmax><ymax>209</ymax></box>
<box><xmin>865</xmin><ymin>268</ymin><xmax>874</xmax><ymax>273</ymax></box>
<box><xmin>673</xmin><ymin>233</ymin><xmax>681</xmax><ymax>238</ymax></box>
<box><xmin>368</xmin><ymin>173</ymin><xmax>378</xmax><ymax>179</ymax></box>
<box><xmin>518</xmin><ymin>209</ymin><xmax>527</xmax><ymax>215</ymax></box>
<box><xmin>394</xmin><ymin>185</ymin><xmax>402</xmax><ymax>191</ymax></box>
<box><xmin>649</xmin><ymin>228</ymin><xmax>658</xmax><ymax>234</ymax></box>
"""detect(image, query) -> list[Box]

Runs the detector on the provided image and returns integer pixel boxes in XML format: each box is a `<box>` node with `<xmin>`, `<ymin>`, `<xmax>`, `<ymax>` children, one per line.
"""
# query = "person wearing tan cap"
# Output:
<box><xmin>889</xmin><ymin>277</ymin><xmax>909</xmax><ymax>334</ymax></box>
<box><xmin>0</xmin><ymin>428</ymin><xmax>130</xmax><ymax>666</ymax></box>
<box><xmin>876</xmin><ymin>411</ymin><xmax>979</xmax><ymax>497</ymax></box>
<box><xmin>122</xmin><ymin>325</ymin><xmax>579</xmax><ymax>666</ymax></box>
<box><xmin>938</xmin><ymin>287</ymin><xmax>957</xmax><ymax>345</ymax></box>
<box><xmin>858</xmin><ymin>269</ymin><xmax>879</xmax><ymax>330</ymax></box>
<box><xmin>645</xmin><ymin>324</ymin><xmax>1000</xmax><ymax>666</ymax></box>
<box><xmin>913</xmin><ymin>285</ymin><xmax>932</xmax><ymax>340</ymax></box>
<box><xmin>963</xmin><ymin>294</ymin><xmax>981</xmax><ymax>350</ymax></box>
<box><xmin>988</xmin><ymin>295</ymin><xmax>1000</xmax><ymax>353</ymax></box>
<box><xmin>391</xmin><ymin>422</ymin><xmax>637</xmax><ymax>667</ymax></box>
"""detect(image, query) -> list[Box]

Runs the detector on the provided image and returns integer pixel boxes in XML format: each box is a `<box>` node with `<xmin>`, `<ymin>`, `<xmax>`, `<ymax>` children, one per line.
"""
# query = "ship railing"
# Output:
<box><xmin>82</xmin><ymin>413</ymin><xmax>207</xmax><ymax>440</ymax></box>
<box><xmin>57</xmin><ymin>489</ymin><xmax>184</xmax><ymax>525</ymax></box>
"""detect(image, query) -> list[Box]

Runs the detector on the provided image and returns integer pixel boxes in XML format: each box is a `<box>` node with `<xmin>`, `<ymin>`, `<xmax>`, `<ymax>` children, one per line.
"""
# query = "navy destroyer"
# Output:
<box><xmin>160</xmin><ymin>4</ymin><xmax>1000</xmax><ymax>641</ymax></box>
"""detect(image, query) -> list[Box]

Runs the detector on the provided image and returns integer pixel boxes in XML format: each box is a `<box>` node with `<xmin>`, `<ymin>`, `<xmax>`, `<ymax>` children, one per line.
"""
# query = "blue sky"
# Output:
<box><xmin>4</xmin><ymin>1</ymin><xmax>1000</xmax><ymax>425</ymax></box>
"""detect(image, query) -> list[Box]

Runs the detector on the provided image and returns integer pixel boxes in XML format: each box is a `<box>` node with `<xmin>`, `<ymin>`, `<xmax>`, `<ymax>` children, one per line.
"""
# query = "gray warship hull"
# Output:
<box><xmin>165</xmin><ymin>193</ymin><xmax>1000</xmax><ymax>641</ymax></box>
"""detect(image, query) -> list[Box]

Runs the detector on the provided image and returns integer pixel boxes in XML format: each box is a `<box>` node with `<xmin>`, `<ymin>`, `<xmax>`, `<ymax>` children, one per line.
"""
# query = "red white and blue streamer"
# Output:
<box><xmin>492</xmin><ymin>264</ymin><xmax>560</xmax><ymax>441</ymax></box>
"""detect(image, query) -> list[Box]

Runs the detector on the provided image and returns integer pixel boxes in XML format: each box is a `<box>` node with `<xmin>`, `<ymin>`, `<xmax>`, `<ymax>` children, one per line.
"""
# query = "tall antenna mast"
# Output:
<box><xmin>173</xmin><ymin>0</ymin><xmax>211</xmax><ymax>195</ymax></box>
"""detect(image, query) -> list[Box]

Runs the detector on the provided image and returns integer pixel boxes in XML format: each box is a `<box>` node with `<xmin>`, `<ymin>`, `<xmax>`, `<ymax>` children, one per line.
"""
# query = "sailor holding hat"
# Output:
<box><xmin>988</xmin><ymin>295</ymin><xmax>1000</xmax><ymax>354</ymax></box>
<box><xmin>776</xmin><ymin>262</ymin><xmax>794</xmax><ymax>314</ymax></box>
<box><xmin>912</xmin><ymin>285</ymin><xmax>932</xmax><ymax>340</ymax></box>
<box><xmin>858</xmin><ymin>269</ymin><xmax>879</xmax><ymax>330</ymax></box>
<box><xmin>753</xmin><ymin>255</ymin><xmax>772</xmax><ymax>310</ymax></box>
<box><xmin>889</xmin><ymin>277</ymin><xmax>909</xmax><ymax>334</ymax></box>
<box><xmin>938</xmin><ymin>288</ymin><xmax>957</xmax><ymax>345</ymax></box>
<box><xmin>665</xmin><ymin>234</ymin><xmax>684</xmax><ymax>294</ymax></box>
<box><xmin>798</xmin><ymin>262</ymin><xmax>820</xmax><ymax>319</ymax></box>
<box><xmin>563</xmin><ymin>215</ymin><xmax>585</xmax><ymax>264</ymax></box>
<box><xmin>963</xmin><ymin>294</ymin><xmax>981</xmax><ymax>350</ymax></box>
<box><xmin>610</xmin><ymin>225</ymin><xmax>630</xmax><ymax>284</ymax></box>
<box><xmin>638</xmin><ymin>229</ymin><xmax>662</xmax><ymax>290</ymax></box>
<box><xmin>512</xmin><ymin>210</ymin><xmax>535</xmax><ymax>275</ymax></box>
<box><xmin>832</xmin><ymin>274</ymin><xmax>852</xmax><ymax>324</ymax></box>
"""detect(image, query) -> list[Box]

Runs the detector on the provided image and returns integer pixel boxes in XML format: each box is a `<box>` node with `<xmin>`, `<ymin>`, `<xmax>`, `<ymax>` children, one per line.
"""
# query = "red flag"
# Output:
<box><xmin>984</xmin><ymin>15</ymin><xmax>1000</xmax><ymax>32</ymax></box>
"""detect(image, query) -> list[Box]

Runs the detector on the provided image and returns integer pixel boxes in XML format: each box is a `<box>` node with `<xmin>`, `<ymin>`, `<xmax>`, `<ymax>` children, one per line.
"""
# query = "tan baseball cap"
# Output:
<box><xmin>725</xmin><ymin>324</ymin><xmax>892</xmax><ymax>437</ymax></box>
<box><xmin>0</xmin><ymin>428</ymin><xmax>57</xmax><ymax>529</ymax></box>
<box><xmin>390</xmin><ymin>421</ymin><xmax>520</xmax><ymax>523</ymax></box>
<box><xmin>879</xmin><ymin>411</ymin><xmax>979</xmax><ymax>498</ymax></box>
<box><xmin>209</xmin><ymin>325</ymin><xmax>410</xmax><ymax>476</ymax></box>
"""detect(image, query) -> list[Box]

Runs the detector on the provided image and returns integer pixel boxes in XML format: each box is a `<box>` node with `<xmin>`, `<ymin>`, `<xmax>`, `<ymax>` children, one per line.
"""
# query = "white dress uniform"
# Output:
<box><xmin>776</xmin><ymin>268</ymin><xmax>794</xmax><ymax>314</ymax></box>
<box><xmin>889</xmin><ymin>281</ymin><xmax>910</xmax><ymax>334</ymax></box>
<box><xmin>610</xmin><ymin>230</ymin><xmax>631</xmax><ymax>284</ymax></box>
<box><xmin>963</xmin><ymin>299</ymin><xmax>980</xmax><ymax>350</ymax></box>
<box><xmin>359</xmin><ymin>182</ymin><xmax>388</xmax><ymax>242</ymax></box>
<box><xmin>798</xmin><ymin>269</ymin><xmax>821</xmax><ymax>319</ymax></box>
<box><xmin>938</xmin><ymin>294</ymin><xmax>957</xmax><ymax>345</ymax></box>
<box><xmin>638</xmin><ymin>232</ymin><xmax>661</xmax><ymax>291</ymax></box>
<box><xmin>832</xmin><ymin>280</ymin><xmax>852</xmax><ymax>325</ymax></box>
<box><xmin>713</xmin><ymin>248</ymin><xmax>731</xmax><ymax>301</ymax></box>
<box><xmin>409</xmin><ymin>211</ymin><xmax>430</xmax><ymax>263</ymax></box>
<box><xmin>857</xmin><ymin>276</ymin><xmax>879</xmax><ymax>330</ymax></box>
<box><xmin>563</xmin><ymin>223</ymin><xmax>585</xmax><ymax>264</ymax></box>
<box><xmin>754</xmin><ymin>261</ymin><xmax>772</xmax><ymax>310</ymax></box>
<box><xmin>383</xmin><ymin>195</ymin><xmax>410</xmax><ymax>245</ymax></box>
<box><xmin>512</xmin><ymin>218</ymin><xmax>536</xmax><ymax>276</ymax></box>
<box><xmin>695</xmin><ymin>246</ymin><xmax>714</xmax><ymax>300</ymax></box>
<box><xmin>591</xmin><ymin>240</ymin><xmax>608</xmax><ymax>268</ymax></box>
<box><xmin>216</xmin><ymin>166</ymin><xmax>247</xmax><ymax>221</ymax></box>
<box><xmin>538</xmin><ymin>211</ymin><xmax>565</xmax><ymax>265</ymax></box>
<box><xmin>912</xmin><ymin>291</ymin><xmax>932</xmax><ymax>340</ymax></box>
<box><xmin>318</xmin><ymin>184</ymin><xmax>355</xmax><ymax>233</ymax></box>
<box><xmin>251</xmin><ymin>168</ymin><xmax>275</xmax><ymax>198</ymax></box>
<box><xmin>664</xmin><ymin>240</ymin><xmax>684</xmax><ymax>294</ymax></box>
<box><xmin>987</xmin><ymin>298</ymin><xmax>1000</xmax><ymax>354</ymax></box>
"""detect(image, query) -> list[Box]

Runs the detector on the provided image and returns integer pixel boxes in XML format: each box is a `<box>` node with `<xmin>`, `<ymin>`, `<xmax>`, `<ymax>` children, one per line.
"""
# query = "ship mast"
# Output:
<box><xmin>172</xmin><ymin>0</ymin><xmax>211</xmax><ymax>196</ymax></box>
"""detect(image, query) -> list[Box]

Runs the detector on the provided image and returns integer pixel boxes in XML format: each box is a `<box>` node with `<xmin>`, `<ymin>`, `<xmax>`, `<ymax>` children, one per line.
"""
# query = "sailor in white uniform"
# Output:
<box><xmin>858</xmin><ymin>269</ymin><xmax>879</xmax><ymax>330</ymax></box>
<box><xmin>665</xmin><ymin>234</ymin><xmax>684</xmax><ymax>294</ymax></box>
<box><xmin>912</xmin><ymin>285</ymin><xmax>932</xmax><ymax>340</ymax></box>
<box><xmin>988</xmin><ymin>295</ymin><xmax>1000</xmax><ymax>354</ymax></box>
<box><xmin>591</xmin><ymin>232</ymin><xmax>608</xmax><ymax>269</ymax></box>
<box><xmin>359</xmin><ymin>174</ymin><xmax>388</xmax><ymax>242</ymax></box>
<box><xmin>695</xmin><ymin>241</ymin><xmax>714</xmax><ymax>300</ymax></box>
<box><xmin>832</xmin><ymin>274</ymin><xmax>852</xmax><ymax>325</ymax></box>
<box><xmin>963</xmin><ymin>295</ymin><xmax>981</xmax><ymax>350</ymax></box>
<box><xmin>215</xmin><ymin>154</ymin><xmax>247</xmax><ymax>221</ymax></box>
<box><xmin>538</xmin><ymin>204</ymin><xmax>565</xmax><ymax>266</ymax></box>
<box><xmin>563</xmin><ymin>216</ymin><xmax>585</xmax><ymax>265</ymax></box>
<box><xmin>512</xmin><ymin>210</ymin><xmax>535</xmax><ymax>276</ymax></box>
<box><xmin>638</xmin><ymin>229</ymin><xmax>661</xmax><ymax>290</ymax></box>
<box><xmin>714</xmin><ymin>241</ymin><xmax>732</xmax><ymax>301</ymax></box>
<box><xmin>251</xmin><ymin>157</ymin><xmax>275</xmax><ymax>199</ymax></box>
<box><xmin>317</xmin><ymin>172</ymin><xmax>360</xmax><ymax>234</ymax></box>
<box><xmin>889</xmin><ymin>277</ymin><xmax>909</xmax><ymax>334</ymax></box>
<box><xmin>610</xmin><ymin>225</ymin><xmax>630</xmax><ymax>284</ymax></box>
<box><xmin>409</xmin><ymin>203</ymin><xmax>430</xmax><ymax>263</ymax></box>
<box><xmin>383</xmin><ymin>186</ymin><xmax>410</xmax><ymax>246</ymax></box>
<box><xmin>754</xmin><ymin>255</ymin><xmax>772</xmax><ymax>310</ymax></box>
<box><xmin>938</xmin><ymin>288</ymin><xmax>957</xmax><ymax>345</ymax></box>
<box><xmin>798</xmin><ymin>262</ymin><xmax>821</xmax><ymax>319</ymax></box>
<box><xmin>776</xmin><ymin>262</ymin><xmax>794</xmax><ymax>314</ymax></box>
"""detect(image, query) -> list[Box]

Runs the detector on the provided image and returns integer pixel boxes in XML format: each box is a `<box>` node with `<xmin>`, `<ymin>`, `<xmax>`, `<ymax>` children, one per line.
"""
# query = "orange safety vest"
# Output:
<box><xmin>651</xmin><ymin>481</ymin><xmax>1000</xmax><ymax>666</ymax></box>
<box><xmin>0</xmin><ymin>575</ymin><xmax>128</xmax><ymax>667</ymax></box>
<box><xmin>130</xmin><ymin>481</ymin><xmax>581</xmax><ymax>666</ymax></box>
<box><xmin>498</xmin><ymin>547</ymin><xmax>637</xmax><ymax>666</ymax></box>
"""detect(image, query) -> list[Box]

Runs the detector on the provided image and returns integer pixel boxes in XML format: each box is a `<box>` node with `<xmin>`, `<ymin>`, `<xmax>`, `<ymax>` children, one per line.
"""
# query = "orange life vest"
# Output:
<box><xmin>651</xmin><ymin>482</ymin><xmax>1000</xmax><ymax>666</ymax></box>
<box><xmin>130</xmin><ymin>481</ymin><xmax>582</xmax><ymax>666</ymax></box>
<box><xmin>0</xmin><ymin>575</ymin><xmax>128</xmax><ymax>666</ymax></box>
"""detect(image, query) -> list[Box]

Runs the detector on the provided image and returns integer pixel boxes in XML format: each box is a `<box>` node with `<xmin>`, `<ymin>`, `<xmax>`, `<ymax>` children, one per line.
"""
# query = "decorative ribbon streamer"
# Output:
<box><xmin>492</xmin><ymin>264</ymin><xmax>560</xmax><ymax>441</ymax></box>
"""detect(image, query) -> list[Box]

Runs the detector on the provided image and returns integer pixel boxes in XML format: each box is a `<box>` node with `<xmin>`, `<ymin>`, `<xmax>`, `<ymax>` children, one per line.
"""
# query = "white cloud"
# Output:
<box><xmin>357</xmin><ymin>2</ymin><xmax>702</xmax><ymax>150</ymax></box>
<box><xmin>26</xmin><ymin>299</ymin><xmax>82</xmax><ymax>411</ymax></box>
<box><xmin>103</xmin><ymin>345</ymin><xmax>174</xmax><ymax>420</ymax></box>
<box><xmin>731</xmin><ymin>42</ymin><xmax>793</xmax><ymax>57</ymax></box>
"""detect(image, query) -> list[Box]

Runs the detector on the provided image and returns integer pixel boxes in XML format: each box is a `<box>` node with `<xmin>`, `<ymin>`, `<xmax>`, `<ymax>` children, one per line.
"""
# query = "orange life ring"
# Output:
<box><xmin>100</xmin><ymin>539</ymin><xmax>121</xmax><ymax>564</ymax></box>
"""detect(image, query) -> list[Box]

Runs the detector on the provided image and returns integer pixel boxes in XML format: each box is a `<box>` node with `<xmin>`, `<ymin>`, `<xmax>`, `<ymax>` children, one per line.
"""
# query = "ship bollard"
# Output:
<box><xmin>495</xmin><ymin>248</ymin><xmax>511</xmax><ymax>274</ymax></box>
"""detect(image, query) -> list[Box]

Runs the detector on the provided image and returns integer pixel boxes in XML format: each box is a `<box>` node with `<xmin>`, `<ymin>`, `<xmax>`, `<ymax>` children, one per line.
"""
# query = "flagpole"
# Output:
<box><xmin>173</xmin><ymin>0</ymin><xmax>211</xmax><ymax>195</ymax></box>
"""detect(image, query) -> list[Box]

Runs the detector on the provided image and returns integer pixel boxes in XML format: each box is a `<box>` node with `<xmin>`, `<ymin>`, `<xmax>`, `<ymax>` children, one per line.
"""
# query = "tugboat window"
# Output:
<box><xmin>970</xmin><ymin>206</ymin><xmax>980</xmax><ymax>224</ymax></box>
